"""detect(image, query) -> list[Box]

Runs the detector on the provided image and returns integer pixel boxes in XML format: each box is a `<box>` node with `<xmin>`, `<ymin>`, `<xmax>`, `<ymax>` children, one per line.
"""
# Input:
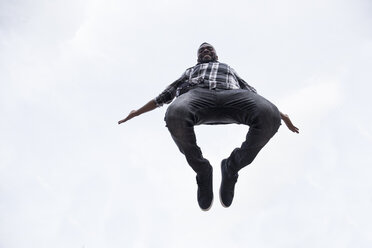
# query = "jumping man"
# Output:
<box><xmin>118</xmin><ymin>42</ymin><xmax>299</xmax><ymax>211</ymax></box>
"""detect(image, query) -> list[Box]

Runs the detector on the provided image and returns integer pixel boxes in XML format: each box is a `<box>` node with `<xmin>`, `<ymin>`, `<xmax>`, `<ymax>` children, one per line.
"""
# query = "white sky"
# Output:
<box><xmin>1</xmin><ymin>0</ymin><xmax>372</xmax><ymax>247</ymax></box>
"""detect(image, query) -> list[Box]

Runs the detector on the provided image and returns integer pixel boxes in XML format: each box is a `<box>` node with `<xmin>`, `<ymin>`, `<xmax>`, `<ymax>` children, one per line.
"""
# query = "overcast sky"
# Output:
<box><xmin>1</xmin><ymin>0</ymin><xmax>372</xmax><ymax>247</ymax></box>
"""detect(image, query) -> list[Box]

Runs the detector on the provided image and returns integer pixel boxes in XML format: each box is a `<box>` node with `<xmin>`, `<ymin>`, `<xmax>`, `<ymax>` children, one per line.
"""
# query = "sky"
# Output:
<box><xmin>1</xmin><ymin>0</ymin><xmax>372</xmax><ymax>247</ymax></box>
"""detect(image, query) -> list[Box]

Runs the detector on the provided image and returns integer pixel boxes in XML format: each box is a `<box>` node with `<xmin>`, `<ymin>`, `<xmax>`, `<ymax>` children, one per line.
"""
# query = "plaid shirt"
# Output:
<box><xmin>154</xmin><ymin>62</ymin><xmax>257</xmax><ymax>107</ymax></box>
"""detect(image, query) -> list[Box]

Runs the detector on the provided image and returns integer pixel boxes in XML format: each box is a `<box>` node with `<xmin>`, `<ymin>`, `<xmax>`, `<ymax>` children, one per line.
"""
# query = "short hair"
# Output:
<box><xmin>199</xmin><ymin>42</ymin><xmax>213</xmax><ymax>50</ymax></box>
<box><xmin>199</xmin><ymin>42</ymin><xmax>211</xmax><ymax>47</ymax></box>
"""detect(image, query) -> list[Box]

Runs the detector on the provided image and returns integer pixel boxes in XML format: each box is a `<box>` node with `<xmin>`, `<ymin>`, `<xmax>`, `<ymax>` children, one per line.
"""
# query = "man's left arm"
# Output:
<box><xmin>279</xmin><ymin>111</ymin><xmax>299</xmax><ymax>133</ymax></box>
<box><xmin>230</xmin><ymin>67</ymin><xmax>257</xmax><ymax>93</ymax></box>
<box><xmin>230</xmin><ymin>67</ymin><xmax>299</xmax><ymax>133</ymax></box>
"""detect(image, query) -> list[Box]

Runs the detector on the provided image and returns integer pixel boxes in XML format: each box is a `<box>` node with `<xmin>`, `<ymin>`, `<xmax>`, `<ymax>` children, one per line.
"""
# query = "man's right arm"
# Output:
<box><xmin>118</xmin><ymin>71</ymin><xmax>188</xmax><ymax>124</ymax></box>
<box><xmin>154</xmin><ymin>69</ymin><xmax>190</xmax><ymax>106</ymax></box>
<box><xmin>153</xmin><ymin>79</ymin><xmax>181</xmax><ymax>107</ymax></box>
<box><xmin>118</xmin><ymin>100</ymin><xmax>157</xmax><ymax>124</ymax></box>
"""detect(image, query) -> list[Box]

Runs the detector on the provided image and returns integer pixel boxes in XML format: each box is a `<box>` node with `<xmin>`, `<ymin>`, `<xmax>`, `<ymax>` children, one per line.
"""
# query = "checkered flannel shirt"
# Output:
<box><xmin>154</xmin><ymin>62</ymin><xmax>257</xmax><ymax>107</ymax></box>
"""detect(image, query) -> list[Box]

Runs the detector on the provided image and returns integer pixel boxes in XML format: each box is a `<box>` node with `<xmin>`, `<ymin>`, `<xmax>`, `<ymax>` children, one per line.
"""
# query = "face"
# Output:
<box><xmin>197</xmin><ymin>44</ymin><xmax>218</xmax><ymax>63</ymax></box>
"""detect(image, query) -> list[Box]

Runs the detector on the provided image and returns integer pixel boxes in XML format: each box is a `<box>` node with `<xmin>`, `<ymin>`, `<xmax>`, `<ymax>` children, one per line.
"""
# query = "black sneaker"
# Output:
<box><xmin>196</xmin><ymin>168</ymin><xmax>213</xmax><ymax>211</ymax></box>
<box><xmin>219</xmin><ymin>159</ymin><xmax>238</xmax><ymax>208</ymax></box>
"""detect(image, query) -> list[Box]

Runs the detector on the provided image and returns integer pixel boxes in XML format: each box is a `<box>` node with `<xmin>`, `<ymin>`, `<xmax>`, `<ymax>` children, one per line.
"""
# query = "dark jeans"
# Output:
<box><xmin>164</xmin><ymin>88</ymin><xmax>281</xmax><ymax>175</ymax></box>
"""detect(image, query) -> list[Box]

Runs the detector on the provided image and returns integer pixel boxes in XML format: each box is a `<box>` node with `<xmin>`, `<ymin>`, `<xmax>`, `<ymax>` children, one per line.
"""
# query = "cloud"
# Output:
<box><xmin>1</xmin><ymin>0</ymin><xmax>372</xmax><ymax>247</ymax></box>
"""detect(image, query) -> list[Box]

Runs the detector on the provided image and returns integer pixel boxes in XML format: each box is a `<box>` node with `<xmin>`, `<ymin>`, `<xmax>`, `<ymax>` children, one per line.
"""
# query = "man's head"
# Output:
<box><xmin>197</xmin><ymin>42</ymin><xmax>218</xmax><ymax>63</ymax></box>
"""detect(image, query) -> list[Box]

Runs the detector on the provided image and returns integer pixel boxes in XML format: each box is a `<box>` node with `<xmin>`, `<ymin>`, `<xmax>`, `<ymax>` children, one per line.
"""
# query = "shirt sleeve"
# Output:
<box><xmin>230</xmin><ymin>67</ymin><xmax>257</xmax><ymax>93</ymax></box>
<box><xmin>154</xmin><ymin>71</ymin><xmax>188</xmax><ymax>107</ymax></box>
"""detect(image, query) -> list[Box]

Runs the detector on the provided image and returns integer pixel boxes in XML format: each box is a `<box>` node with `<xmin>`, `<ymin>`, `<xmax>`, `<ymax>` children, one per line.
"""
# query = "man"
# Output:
<box><xmin>118</xmin><ymin>42</ymin><xmax>299</xmax><ymax>211</ymax></box>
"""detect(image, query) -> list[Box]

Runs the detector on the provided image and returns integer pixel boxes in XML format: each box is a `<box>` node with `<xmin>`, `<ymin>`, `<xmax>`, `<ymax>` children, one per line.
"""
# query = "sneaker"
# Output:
<box><xmin>196</xmin><ymin>168</ymin><xmax>213</xmax><ymax>211</ymax></box>
<box><xmin>219</xmin><ymin>159</ymin><xmax>238</xmax><ymax>208</ymax></box>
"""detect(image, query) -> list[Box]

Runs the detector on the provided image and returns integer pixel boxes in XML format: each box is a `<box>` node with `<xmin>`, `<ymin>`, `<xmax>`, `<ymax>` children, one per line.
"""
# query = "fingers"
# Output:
<box><xmin>290</xmin><ymin>125</ymin><xmax>299</xmax><ymax>133</ymax></box>
<box><xmin>283</xmin><ymin>119</ymin><xmax>299</xmax><ymax>133</ymax></box>
<box><xmin>118</xmin><ymin>113</ymin><xmax>135</xmax><ymax>125</ymax></box>
<box><xmin>118</xmin><ymin>117</ymin><xmax>129</xmax><ymax>124</ymax></box>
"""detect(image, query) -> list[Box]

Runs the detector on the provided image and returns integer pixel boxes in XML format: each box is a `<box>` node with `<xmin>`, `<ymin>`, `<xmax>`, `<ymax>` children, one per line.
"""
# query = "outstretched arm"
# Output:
<box><xmin>118</xmin><ymin>99</ymin><xmax>157</xmax><ymax>124</ymax></box>
<box><xmin>280</xmin><ymin>111</ymin><xmax>299</xmax><ymax>133</ymax></box>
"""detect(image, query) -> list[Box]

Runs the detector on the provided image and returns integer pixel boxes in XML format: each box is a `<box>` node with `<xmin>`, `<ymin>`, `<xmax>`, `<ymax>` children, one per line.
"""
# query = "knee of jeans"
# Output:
<box><xmin>255</xmin><ymin>104</ymin><xmax>281</xmax><ymax>134</ymax></box>
<box><xmin>165</xmin><ymin>104</ymin><xmax>191</xmax><ymax>128</ymax></box>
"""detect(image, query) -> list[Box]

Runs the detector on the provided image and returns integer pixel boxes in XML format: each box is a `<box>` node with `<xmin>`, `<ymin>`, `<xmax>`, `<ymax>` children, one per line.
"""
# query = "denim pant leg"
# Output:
<box><xmin>217</xmin><ymin>89</ymin><xmax>282</xmax><ymax>174</ymax></box>
<box><xmin>164</xmin><ymin>88</ymin><xmax>216</xmax><ymax>175</ymax></box>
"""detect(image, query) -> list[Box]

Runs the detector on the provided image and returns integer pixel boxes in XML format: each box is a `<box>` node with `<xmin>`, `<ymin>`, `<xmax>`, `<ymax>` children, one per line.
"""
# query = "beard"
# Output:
<box><xmin>198</xmin><ymin>54</ymin><xmax>217</xmax><ymax>63</ymax></box>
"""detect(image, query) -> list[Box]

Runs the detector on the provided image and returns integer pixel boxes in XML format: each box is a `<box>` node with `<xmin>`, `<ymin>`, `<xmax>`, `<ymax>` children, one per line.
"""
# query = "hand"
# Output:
<box><xmin>281</xmin><ymin>114</ymin><xmax>299</xmax><ymax>133</ymax></box>
<box><xmin>118</xmin><ymin>110</ymin><xmax>138</xmax><ymax>124</ymax></box>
